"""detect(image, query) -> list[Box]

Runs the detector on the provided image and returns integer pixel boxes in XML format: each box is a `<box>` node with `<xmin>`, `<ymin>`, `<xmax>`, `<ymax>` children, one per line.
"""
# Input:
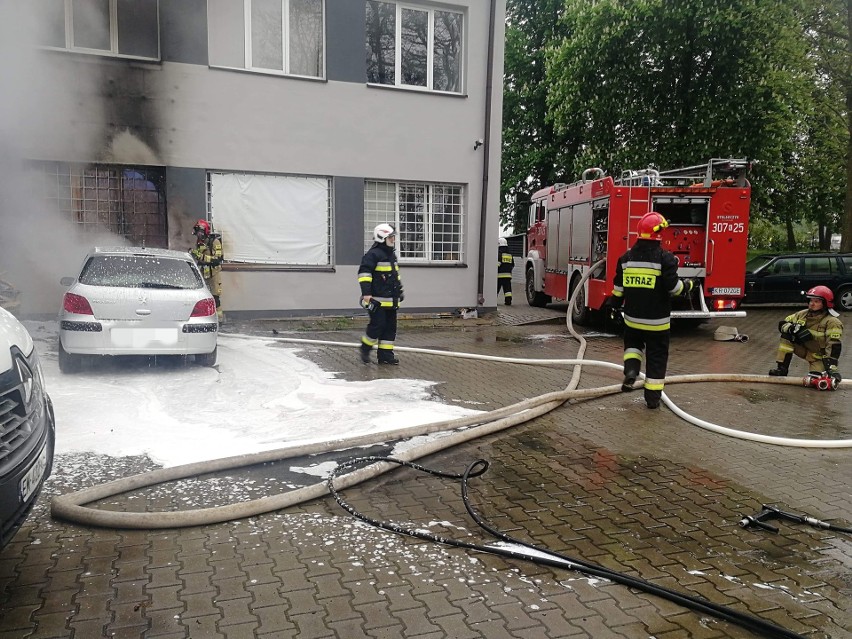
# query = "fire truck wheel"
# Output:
<box><xmin>570</xmin><ymin>275</ymin><xmax>590</xmax><ymax>326</ymax></box>
<box><xmin>525</xmin><ymin>268</ymin><xmax>551</xmax><ymax>307</ymax></box>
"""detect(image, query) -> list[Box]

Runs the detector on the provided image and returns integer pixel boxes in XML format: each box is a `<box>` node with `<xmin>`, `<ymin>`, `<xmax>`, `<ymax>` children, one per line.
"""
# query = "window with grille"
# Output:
<box><xmin>39</xmin><ymin>0</ymin><xmax>160</xmax><ymax>60</ymax></box>
<box><xmin>364</xmin><ymin>181</ymin><xmax>463</xmax><ymax>263</ymax></box>
<box><xmin>37</xmin><ymin>162</ymin><xmax>167</xmax><ymax>247</ymax></box>
<box><xmin>208</xmin><ymin>0</ymin><xmax>325</xmax><ymax>78</ymax></box>
<box><xmin>366</xmin><ymin>1</ymin><xmax>463</xmax><ymax>93</ymax></box>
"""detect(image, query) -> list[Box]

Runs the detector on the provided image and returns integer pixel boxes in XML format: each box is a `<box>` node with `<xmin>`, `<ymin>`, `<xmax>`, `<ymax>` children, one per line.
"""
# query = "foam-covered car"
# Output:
<box><xmin>58</xmin><ymin>247</ymin><xmax>218</xmax><ymax>373</ymax></box>
<box><xmin>0</xmin><ymin>307</ymin><xmax>55</xmax><ymax>549</ymax></box>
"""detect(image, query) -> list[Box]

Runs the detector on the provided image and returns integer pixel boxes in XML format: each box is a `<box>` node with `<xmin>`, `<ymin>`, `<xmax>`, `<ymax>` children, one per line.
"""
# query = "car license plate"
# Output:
<box><xmin>111</xmin><ymin>328</ymin><xmax>179</xmax><ymax>347</ymax></box>
<box><xmin>709</xmin><ymin>287</ymin><xmax>742</xmax><ymax>296</ymax></box>
<box><xmin>20</xmin><ymin>445</ymin><xmax>48</xmax><ymax>503</ymax></box>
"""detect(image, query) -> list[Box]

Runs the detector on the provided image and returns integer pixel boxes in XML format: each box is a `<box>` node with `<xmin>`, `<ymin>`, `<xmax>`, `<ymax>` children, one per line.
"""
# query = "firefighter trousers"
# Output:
<box><xmin>622</xmin><ymin>326</ymin><xmax>670</xmax><ymax>406</ymax></box>
<box><xmin>497</xmin><ymin>275</ymin><xmax>513</xmax><ymax>303</ymax></box>
<box><xmin>362</xmin><ymin>308</ymin><xmax>398</xmax><ymax>360</ymax></box>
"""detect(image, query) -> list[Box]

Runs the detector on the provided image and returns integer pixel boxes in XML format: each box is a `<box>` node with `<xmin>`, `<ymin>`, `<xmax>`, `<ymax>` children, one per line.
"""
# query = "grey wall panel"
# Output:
<box><xmin>166</xmin><ymin>167</ymin><xmax>207</xmax><ymax>250</ymax></box>
<box><xmin>334</xmin><ymin>177</ymin><xmax>365</xmax><ymax>266</ymax></box>
<box><xmin>160</xmin><ymin>0</ymin><xmax>208</xmax><ymax>65</ymax></box>
<box><xmin>326</xmin><ymin>0</ymin><xmax>366</xmax><ymax>83</ymax></box>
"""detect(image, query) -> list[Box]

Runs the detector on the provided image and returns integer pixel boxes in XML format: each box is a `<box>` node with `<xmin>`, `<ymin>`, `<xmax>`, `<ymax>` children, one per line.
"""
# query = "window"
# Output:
<box><xmin>208</xmin><ymin>172</ymin><xmax>332</xmax><ymax>266</ymax></box>
<box><xmin>37</xmin><ymin>162</ymin><xmax>167</xmax><ymax>247</ymax></box>
<box><xmin>772</xmin><ymin>258</ymin><xmax>799</xmax><ymax>275</ymax></box>
<box><xmin>38</xmin><ymin>0</ymin><xmax>160</xmax><ymax>60</ymax></box>
<box><xmin>365</xmin><ymin>181</ymin><xmax>463</xmax><ymax>263</ymax></box>
<box><xmin>803</xmin><ymin>256</ymin><xmax>833</xmax><ymax>275</ymax></box>
<box><xmin>366</xmin><ymin>1</ymin><xmax>463</xmax><ymax>93</ymax></box>
<box><xmin>208</xmin><ymin>0</ymin><xmax>324</xmax><ymax>78</ymax></box>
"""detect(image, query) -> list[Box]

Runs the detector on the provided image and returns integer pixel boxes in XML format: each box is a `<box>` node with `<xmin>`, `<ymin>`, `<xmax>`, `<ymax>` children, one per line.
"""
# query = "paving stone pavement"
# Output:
<box><xmin>1</xmin><ymin>306</ymin><xmax>850</xmax><ymax>639</ymax></box>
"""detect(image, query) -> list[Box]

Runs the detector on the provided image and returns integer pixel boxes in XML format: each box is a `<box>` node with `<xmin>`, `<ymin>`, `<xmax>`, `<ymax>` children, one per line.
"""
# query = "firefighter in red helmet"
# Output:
<box><xmin>191</xmin><ymin>219</ymin><xmax>224</xmax><ymax>321</ymax></box>
<box><xmin>603</xmin><ymin>212</ymin><xmax>700</xmax><ymax>409</ymax></box>
<box><xmin>769</xmin><ymin>285</ymin><xmax>843</xmax><ymax>385</ymax></box>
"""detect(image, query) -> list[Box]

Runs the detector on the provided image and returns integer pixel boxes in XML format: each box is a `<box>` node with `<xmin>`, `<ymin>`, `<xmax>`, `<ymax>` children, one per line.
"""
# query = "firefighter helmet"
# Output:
<box><xmin>498</xmin><ymin>237</ymin><xmax>508</xmax><ymax>246</ymax></box>
<box><xmin>805</xmin><ymin>285</ymin><xmax>834</xmax><ymax>309</ymax></box>
<box><xmin>373</xmin><ymin>223</ymin><xmax>395</xmax><ymax>243</ymax></box>
<box><xmin>193</xmin><ymin>219</ymin><xmax>211</xmax><ymax>236</ymax></box>
<box><xmin>637</xmin><ymin>212</ymin><xmax>669</xmax><ymax>240</ymax></box>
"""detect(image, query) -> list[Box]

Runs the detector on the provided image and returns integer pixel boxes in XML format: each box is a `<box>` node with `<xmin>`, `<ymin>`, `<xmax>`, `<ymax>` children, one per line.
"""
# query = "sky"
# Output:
<box><xmin>25</xmin><ymin>321</ymin><xmax>481</xmax><ymax>469</ymax></box>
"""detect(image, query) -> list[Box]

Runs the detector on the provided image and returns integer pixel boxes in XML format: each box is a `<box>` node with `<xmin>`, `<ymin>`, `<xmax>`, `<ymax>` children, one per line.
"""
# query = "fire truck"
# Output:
<box><xmin>524</xmin><ymin>158</ymin><xmax>752</xmax><ymax>324</ymax></box>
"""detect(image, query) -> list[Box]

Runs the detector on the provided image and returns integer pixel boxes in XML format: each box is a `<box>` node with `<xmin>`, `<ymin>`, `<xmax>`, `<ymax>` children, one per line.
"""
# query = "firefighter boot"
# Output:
<box><xmin>768</xmin><ymin>353</ymin><xmax>792</xmax><ymax>377</ymax></box>
<box><xmin>378</xmin><ymin>350</ymin><xmax>399</xmax><ymax>365</ymax></box>
<box><xmin>359</xmin><ymin>342</ymin><xmax>372</xmax><ymax>364</ymax></box>
<box><xmin>621</xmin><ymin>361</ymin><xmax>641</xmax><ymax>392</ymax></box>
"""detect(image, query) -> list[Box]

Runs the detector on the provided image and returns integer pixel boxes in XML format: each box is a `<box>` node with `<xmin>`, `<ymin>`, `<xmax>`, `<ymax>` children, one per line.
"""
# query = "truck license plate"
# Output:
<box><xmin>20</xmin><ymin>445</ymin><xmax>48</xmax><ymax>503</ymax></box>
<box><xmin>709</xmin><ymin>287</ymin><xmax>741</xmax><ymax>295</ymax></box>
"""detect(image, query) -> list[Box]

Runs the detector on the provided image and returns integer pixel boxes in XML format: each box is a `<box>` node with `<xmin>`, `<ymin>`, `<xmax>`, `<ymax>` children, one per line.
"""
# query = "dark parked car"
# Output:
<box><xmin>744</xmin><ymin>252</ymin><xmax>852</xmax><ymax>311</ymax></box>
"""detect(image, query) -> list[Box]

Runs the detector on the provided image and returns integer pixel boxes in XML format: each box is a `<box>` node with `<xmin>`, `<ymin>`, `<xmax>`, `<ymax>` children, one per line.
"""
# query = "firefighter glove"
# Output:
<box><xmin>791</xmin><ymin>327</ymin><xmax>813</xmax><ymax>344</ymax></box>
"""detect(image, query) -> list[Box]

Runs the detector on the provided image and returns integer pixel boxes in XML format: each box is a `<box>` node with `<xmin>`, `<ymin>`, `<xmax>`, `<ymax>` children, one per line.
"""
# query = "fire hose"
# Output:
<box><xmin>50</xmin><ymin>264</ymin><xmax>850</xmax><ymax>637</ymax></box>
<box><xmin>52</xmin><ymin>261</ymin><xmax>852</xmax><ymax>528</ymax></box>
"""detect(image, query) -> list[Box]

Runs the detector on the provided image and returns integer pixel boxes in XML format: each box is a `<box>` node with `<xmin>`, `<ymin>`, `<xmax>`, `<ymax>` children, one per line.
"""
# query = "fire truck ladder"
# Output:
<box><xmin>619</xmin><ymin>168</ymin><xmax>660</xmax><ymax>244</ymax></box>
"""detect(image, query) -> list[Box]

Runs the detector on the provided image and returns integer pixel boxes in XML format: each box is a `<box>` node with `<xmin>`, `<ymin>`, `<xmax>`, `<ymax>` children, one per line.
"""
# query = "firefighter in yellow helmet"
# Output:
<box><xmin>497</xmin><ymin>237</ymin><xmax>514</xmax><ymax>305</ymax></box>
<box><xmin>190</xmin><ymin>219</ymin><xmax>224</xmax><ymax>321</ymax></box>
<box><xmin>603</xmin><ymin>212</ymin><xmax>699</xmax><ymax>409</ymax></box>
<box><xmin>769</xmin><ymin>285</ymin><xmax>843</xmax><ymax>386</ymax></box>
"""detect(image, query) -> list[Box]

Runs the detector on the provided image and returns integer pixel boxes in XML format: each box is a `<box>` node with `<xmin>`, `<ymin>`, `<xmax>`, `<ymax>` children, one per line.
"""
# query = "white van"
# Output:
<box><xmin>0</xmin><ymin>307</ymin><xmax>55</xmax><ymax>549</ymax></box>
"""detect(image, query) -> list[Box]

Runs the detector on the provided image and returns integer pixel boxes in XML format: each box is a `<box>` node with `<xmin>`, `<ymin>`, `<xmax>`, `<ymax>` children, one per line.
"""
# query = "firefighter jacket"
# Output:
<box><xmin>498</xmin><ymin>246</ymin><xmax>514</xmax><ymax>275</ymax></box>
<box><xmin>191</xmin><ymin>235</ymin><xmax>223</xmax><ymax>281</ymax></box>
<box><xmin>779</xmin><ymin>309</ymin><xmax>843</xmax><ymax>359</ymax></box>
<box><xmin>358</xmin><ymin>242</ymin><xmax>404</xmax><ymax>308</ymax></box>
<box><xmin>611</xmin><ymin>240</ymin><xmax>689</xmax><ymax>332</ymax></box>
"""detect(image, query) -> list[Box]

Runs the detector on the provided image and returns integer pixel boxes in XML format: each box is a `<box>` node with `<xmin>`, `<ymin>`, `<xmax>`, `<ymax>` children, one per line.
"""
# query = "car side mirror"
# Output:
<box><xmin>60</xmin><ymin>277</ymin><xmax>74</xmax><ymax>286</ymax></box>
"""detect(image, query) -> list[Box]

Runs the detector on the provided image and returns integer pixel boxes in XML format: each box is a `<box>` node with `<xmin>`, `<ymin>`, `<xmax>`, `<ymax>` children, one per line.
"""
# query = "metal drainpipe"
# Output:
<box><xmin>476</xmin><ymin>0</ymin><xmax>498</xmax><ymax>307</ymax></box>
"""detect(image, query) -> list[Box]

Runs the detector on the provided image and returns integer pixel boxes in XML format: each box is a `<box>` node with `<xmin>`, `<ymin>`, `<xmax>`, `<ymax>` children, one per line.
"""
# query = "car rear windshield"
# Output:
<box><xmin>79</xmin><ymin>255</ymin><xmax>203</xmax><ymax>289</ymax></box>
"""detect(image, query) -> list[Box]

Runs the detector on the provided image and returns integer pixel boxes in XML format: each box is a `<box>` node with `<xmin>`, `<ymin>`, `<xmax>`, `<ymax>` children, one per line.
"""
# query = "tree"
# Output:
<box><xmin>500</xmin><ymin>0</ymin><xmax>574</xmax><ymax>233</ymax></box>
<box><xmin>545</xmin><ymin>0</ymin><xmax>814</xmax><ymax>222</ymax></box>
<box><xmin>804</xmin><ymin>0</ymin><xmax>852</xmax><ymax>251</ymax></box>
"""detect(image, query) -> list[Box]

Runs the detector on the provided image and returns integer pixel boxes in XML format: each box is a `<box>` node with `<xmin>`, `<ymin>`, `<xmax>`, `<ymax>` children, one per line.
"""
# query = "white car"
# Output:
<box><xmin>0</xmin><ymin>306</ymin><xmax>55</xmax><ymax>548</ymax></box>
<box><xmin>58</xmin><ymin>247</ymin><xmax>218</xmax><ymax>373</ymax></box>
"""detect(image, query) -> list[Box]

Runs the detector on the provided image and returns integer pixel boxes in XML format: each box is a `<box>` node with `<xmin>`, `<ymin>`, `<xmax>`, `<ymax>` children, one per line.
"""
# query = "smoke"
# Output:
<box><xmin>0</xmin><ymin>3</ymin><xmax>123</xmax><ymax>316</ymax></box>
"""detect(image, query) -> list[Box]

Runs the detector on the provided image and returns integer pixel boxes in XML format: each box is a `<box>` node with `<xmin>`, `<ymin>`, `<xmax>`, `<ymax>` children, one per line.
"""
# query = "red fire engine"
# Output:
<box><xmin>525</xmin><ymin>158</ymin><xmax>752</xmax><ymax>324</ymax></box>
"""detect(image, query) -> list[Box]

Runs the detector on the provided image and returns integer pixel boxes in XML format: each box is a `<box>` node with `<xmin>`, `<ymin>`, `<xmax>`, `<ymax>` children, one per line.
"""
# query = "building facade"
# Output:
<box><xmin>4</xmin><ymin>0</ymin><xmax>506</xmax><ymax>317</ymax></box>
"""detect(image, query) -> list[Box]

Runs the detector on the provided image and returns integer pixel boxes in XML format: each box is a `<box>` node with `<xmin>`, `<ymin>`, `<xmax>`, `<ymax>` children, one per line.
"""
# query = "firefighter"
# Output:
<box><xmin>358</xmin><ymin>223</ymin><xmax>404</xmax><ymax>365</ymax></box>
<box><xmin>603</xmin><ymin>211</ymin><xmax>699</xmax><ymax>409</ymax></box>
<box><xmin>768</xmin><ymin>286</ymin><xmax>843</xmax><ymax>383</ymax></box>
<box><xmin>497</xmin><ymin>237</ymin><xmax>514</xmax><ymax>305</ymax></box>
<box><xmin>190</xmin><ymin>219</ymin><xmax>224</xmax><ymax>321</ymax></box>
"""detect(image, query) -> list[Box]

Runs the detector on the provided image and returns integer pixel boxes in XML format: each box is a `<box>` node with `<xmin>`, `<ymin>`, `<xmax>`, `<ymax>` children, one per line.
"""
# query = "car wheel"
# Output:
<box><xmin>58</xmin><ymin>340</ymin><xmax>82</xmax><ymax>374</ymax></box>
<box><xmin>195</xmin><ymin>346</ymin><xmax>218</xmax><ymax>367</ymax></box>
<box><xmin>836</xmin><ymin>286</ymin><xmax>852</xmax><ymax>312</ymax></box>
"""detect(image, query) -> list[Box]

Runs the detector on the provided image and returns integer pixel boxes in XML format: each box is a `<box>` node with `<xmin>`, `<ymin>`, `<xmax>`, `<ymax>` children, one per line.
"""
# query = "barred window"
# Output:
<box><xmin>364</xmin><ymin>181</ymin><xmax>463</xmax><ymax>263</ymax></box>
<box><xmin>209</xmin><ymin>0</ymin><xmax>325</xmax><ymax>78</ymax></box>
<box><xmin>38</xmin><ymin>0</ymin><xmax>160</xmax><ymax>60</ymax></box>
<box><xmin>37</xmin><ymin>162</ymin><xmax>167</xmax><ymax>247</ymax></box>
<box><xmin>366</xmin><ymin>1</ymin><xmax>463</xmax><ymax>93</ymax></box>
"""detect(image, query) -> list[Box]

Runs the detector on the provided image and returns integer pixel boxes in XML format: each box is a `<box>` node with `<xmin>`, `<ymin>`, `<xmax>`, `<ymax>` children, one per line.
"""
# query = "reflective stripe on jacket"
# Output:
<box><xmin>358</xmin><ymin>242</ymin><xmax>403</xmax><ymax>308</ymax></box>
<box><xmin>498</xmin><ymin>246</ymin><xmax>514</xmax><ymax>274</ymax></box>
<box><xmin>611</xmin><ymin>240</ymin><xmax>683</xmax><ymax>332</ymax></box>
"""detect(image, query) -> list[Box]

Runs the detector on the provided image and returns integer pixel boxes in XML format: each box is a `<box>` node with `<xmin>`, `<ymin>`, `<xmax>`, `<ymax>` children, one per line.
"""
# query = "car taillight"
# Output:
<box><xmin>191</xmin><ymin>298</ymin><xmax>217</xmax><ymax>317</ymax></box>
<box><xmin>63</xmin><ymin>293</ymin><xmax>94</xmax><ymax>315</ymax></box>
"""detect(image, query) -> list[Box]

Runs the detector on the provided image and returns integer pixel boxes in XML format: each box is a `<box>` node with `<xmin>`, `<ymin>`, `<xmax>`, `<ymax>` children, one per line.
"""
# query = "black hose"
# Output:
<box><xmin>328</xmin><ymin>456</ymin><xmax>806</xmax><ymax>639</ymax></box>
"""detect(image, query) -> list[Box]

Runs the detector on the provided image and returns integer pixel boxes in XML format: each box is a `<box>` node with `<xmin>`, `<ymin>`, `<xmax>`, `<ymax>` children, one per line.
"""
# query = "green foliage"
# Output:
<box><xmin>500</xmin><ymin>0</ymin><xmax>849</xmax><ymax>245</ymax></box>
<box><xmin>545</xmin><ymin>0</ymin><xmax>813</xmax><ymax>213</ymax></box>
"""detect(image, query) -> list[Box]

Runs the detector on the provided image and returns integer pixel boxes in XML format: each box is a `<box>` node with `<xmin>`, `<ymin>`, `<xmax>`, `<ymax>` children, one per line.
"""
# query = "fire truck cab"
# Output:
<box><xmin>525</xmin><ymin>158</ymin><xmax>752</xmax><ymax>325</ymax></box>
